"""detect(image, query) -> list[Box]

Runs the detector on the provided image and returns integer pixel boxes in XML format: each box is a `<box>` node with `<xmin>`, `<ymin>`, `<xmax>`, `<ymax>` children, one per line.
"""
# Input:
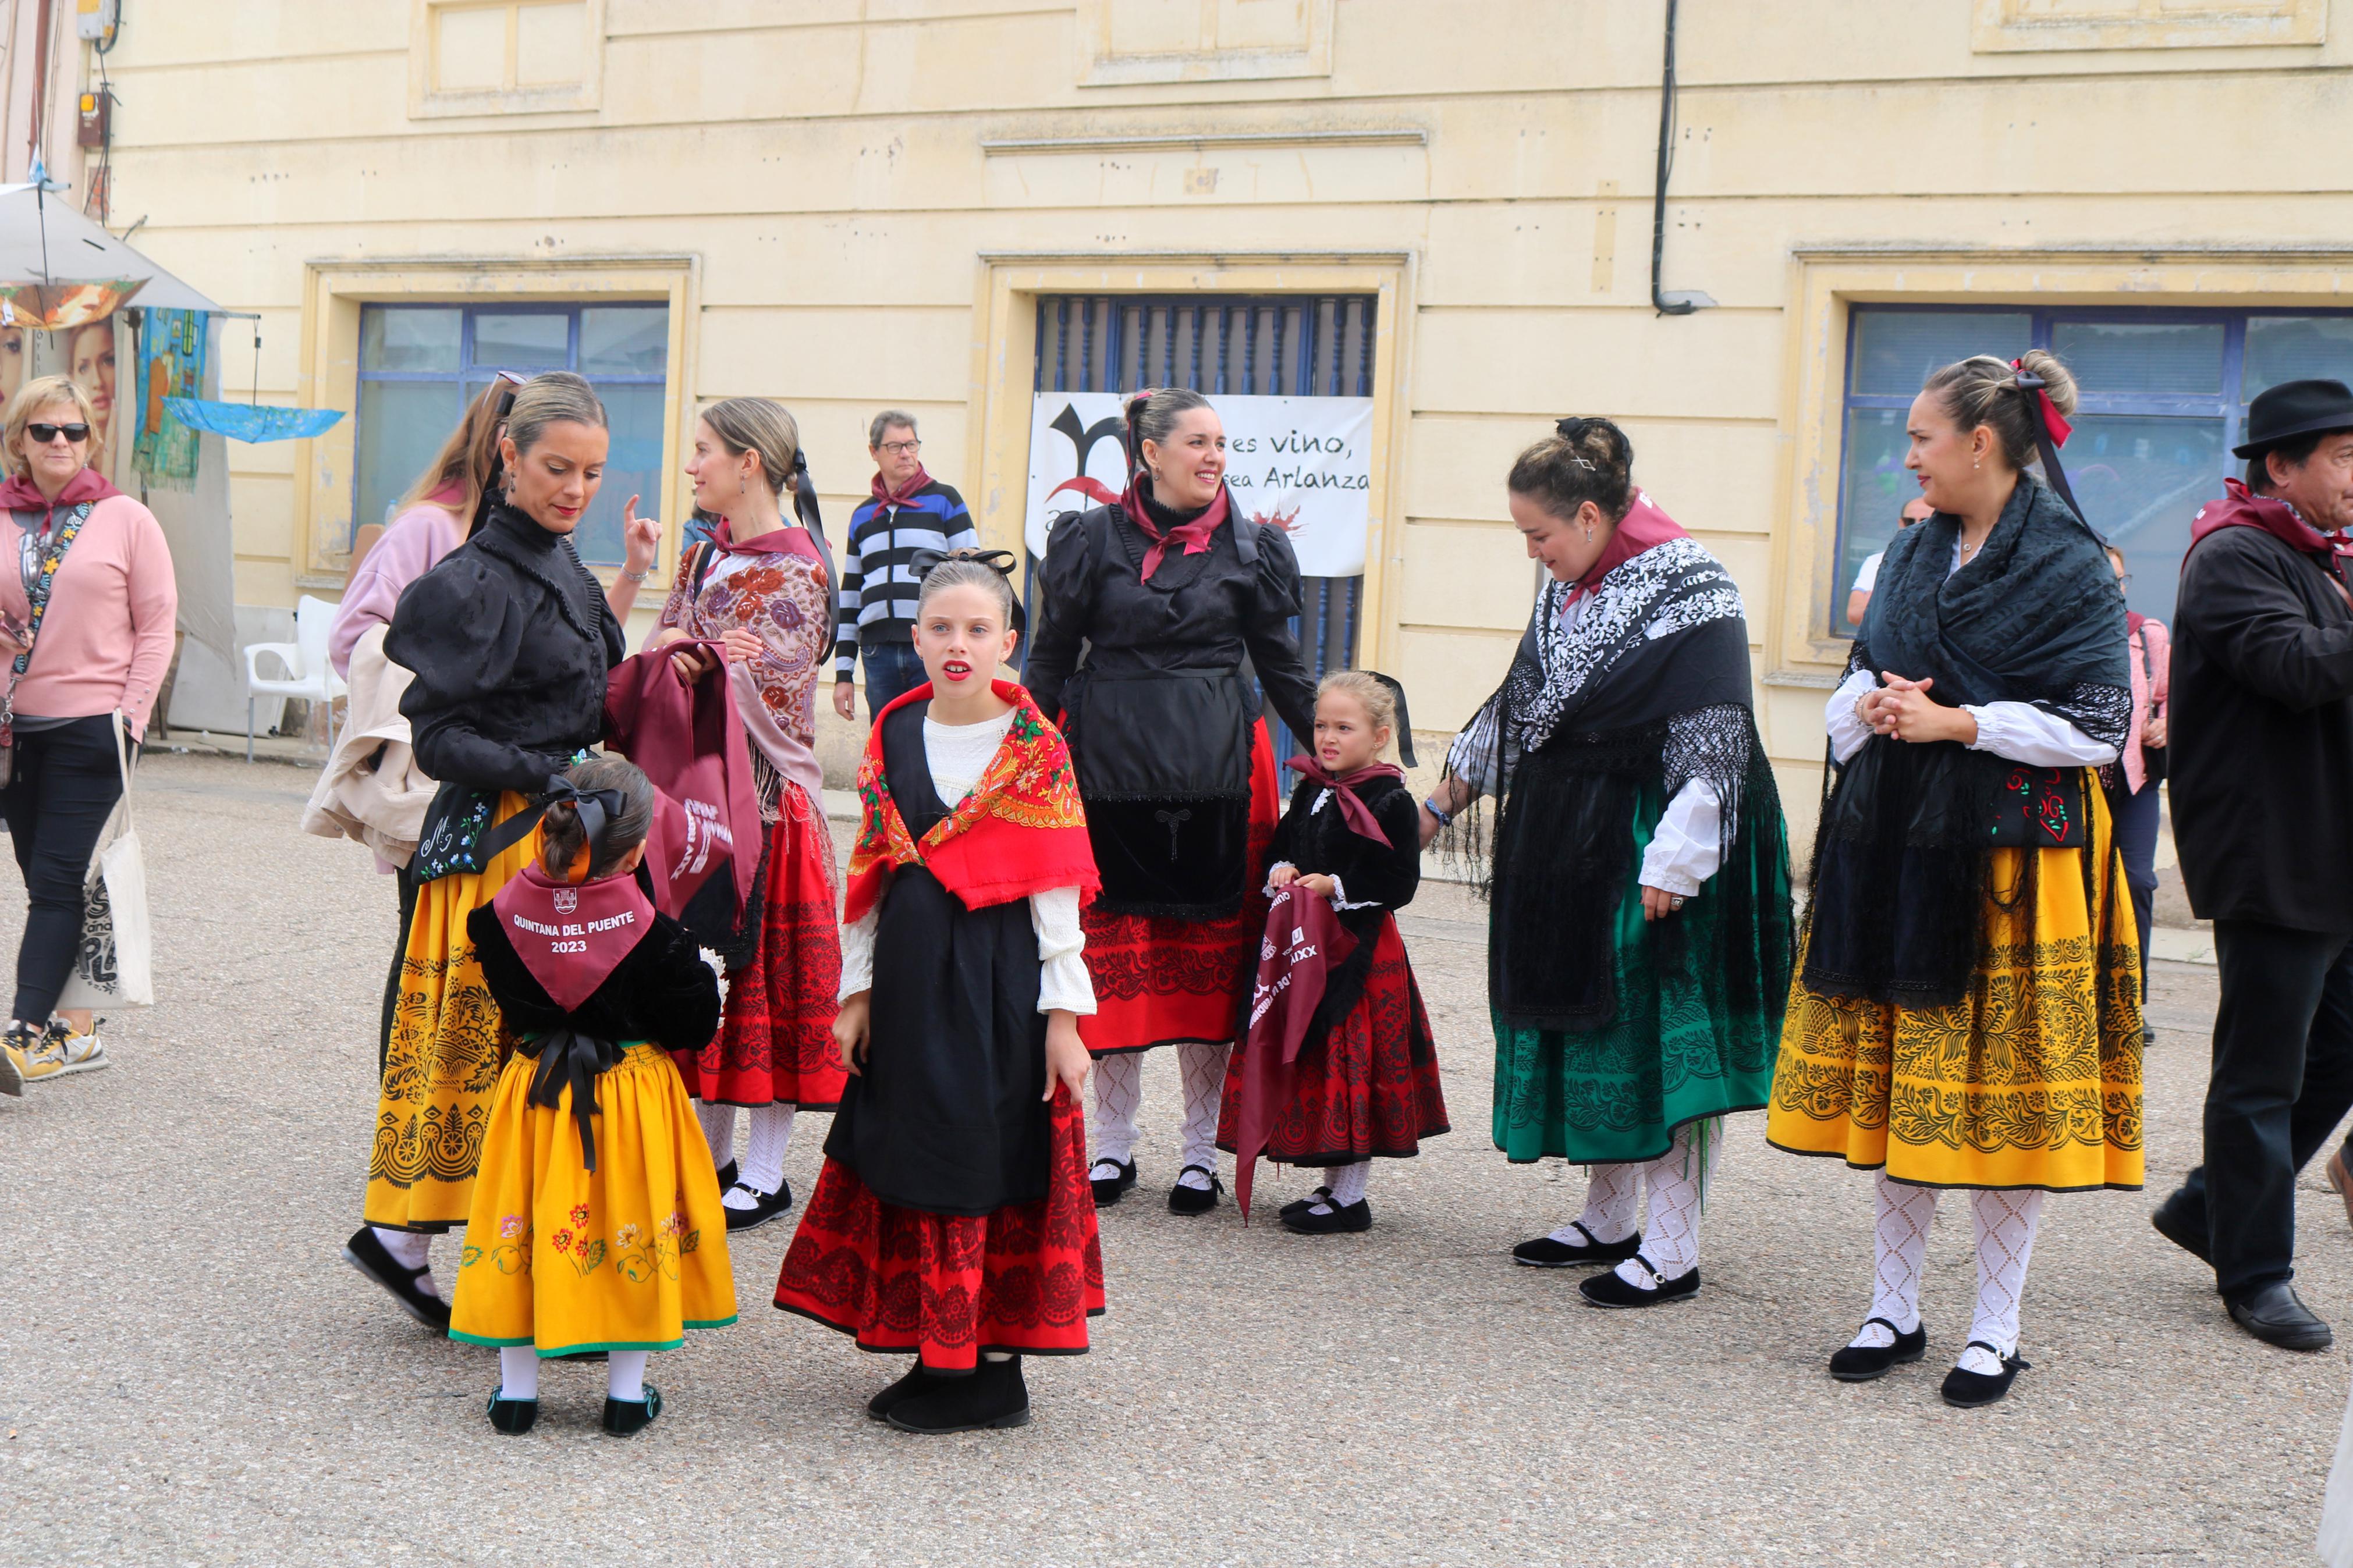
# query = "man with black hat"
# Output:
<box><xmin>2152</xmin><ymin>378</ymin><xmax>2353</xmax><ymax>1351</ymax></box>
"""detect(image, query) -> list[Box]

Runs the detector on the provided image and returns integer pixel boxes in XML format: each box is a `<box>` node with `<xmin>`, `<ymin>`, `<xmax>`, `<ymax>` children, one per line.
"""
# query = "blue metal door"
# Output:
<box><xmin>1028</xmin><ymin>293</ymin><xmax>1379</xmax><ymax>765</ymax></box>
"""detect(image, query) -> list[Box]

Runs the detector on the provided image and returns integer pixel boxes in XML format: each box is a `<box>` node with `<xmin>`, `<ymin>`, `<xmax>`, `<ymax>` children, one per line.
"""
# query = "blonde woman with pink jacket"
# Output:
<box><xmin>0</xmin><ymin>375</ymin><xmax>175</xmax><ymax>1094</ymax></box>
<box><xmin>2105</xmin><ymin>545</ymin><xmax>2170</xmax><ymax>1013</ymax></box>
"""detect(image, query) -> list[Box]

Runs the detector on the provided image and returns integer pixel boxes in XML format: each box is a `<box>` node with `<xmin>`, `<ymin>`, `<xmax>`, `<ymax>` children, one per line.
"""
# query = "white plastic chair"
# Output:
<box><xmin>242</xmin><ymin>594</ymin><xmax>348</xmax><ymax>762</ymax></box>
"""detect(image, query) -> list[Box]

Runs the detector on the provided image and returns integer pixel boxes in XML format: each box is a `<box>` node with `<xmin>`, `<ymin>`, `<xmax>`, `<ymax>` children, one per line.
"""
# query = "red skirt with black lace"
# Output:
<box><xmin>1077</xmin><ymin>721</ymin><xmax>1280</xmax><ymax>1057</ymax></box>
<box><xmin>772</xmin><ymin>1086</ymin><xmax>1105</xmax><ymax>1370</ymax></box>
<box><xmin>673</xmin><ymin>784</ymin><xmax>845</xmax><ymax>1109</ymax></box>
<box><xmin>1215</xmin><ymin>917</ymin><xmax>1450</xmax><ymax>1164</ymax></box>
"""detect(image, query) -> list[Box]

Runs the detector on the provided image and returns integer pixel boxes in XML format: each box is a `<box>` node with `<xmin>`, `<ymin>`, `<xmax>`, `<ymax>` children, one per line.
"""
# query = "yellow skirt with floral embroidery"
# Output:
<box><xmin>1768</xmin><ymin>785</ymin><xmax>2145</xmax><ymax>1193</ymax></box>
<box><xmin>365</xmin><ymin>794</ymin><xmax>541</xmax><ymax>1231</ymax></box>
<box><xmin>449</xmin><ymin>1044</ymin><xmax>737</xmax><ymax>1356</ymax></box>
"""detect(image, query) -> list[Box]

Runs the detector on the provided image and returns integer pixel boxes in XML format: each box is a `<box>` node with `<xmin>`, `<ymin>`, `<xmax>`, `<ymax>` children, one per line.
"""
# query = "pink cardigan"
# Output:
<box><xmin>329</xmin><ymin>502</ymin><xmax>466</xmax><ymax>678</ymax></box>
<box><xmin>13</xmin><ymin>493</ymin><xmax>178</xmax><ymax>735</ymax></box>
<box><xmin>2123</xmin><ymin>616</ymin><xmax>2171</xmax><ymax>794</ymax></box>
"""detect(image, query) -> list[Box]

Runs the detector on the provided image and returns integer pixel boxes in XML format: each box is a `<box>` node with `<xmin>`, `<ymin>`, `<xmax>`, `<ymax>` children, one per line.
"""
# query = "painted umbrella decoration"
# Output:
<box><xmin>162</xmin><ymin>397</ymin><xmax>343</xmax><ymax>443</ymax></box>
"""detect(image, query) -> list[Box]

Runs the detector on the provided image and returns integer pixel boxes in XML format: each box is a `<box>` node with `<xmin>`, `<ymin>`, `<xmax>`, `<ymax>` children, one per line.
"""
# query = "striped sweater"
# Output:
<box><xmin>833</xmin><ymin>478</ymin><xmax>977</xmax><ymax>676</ymax></box>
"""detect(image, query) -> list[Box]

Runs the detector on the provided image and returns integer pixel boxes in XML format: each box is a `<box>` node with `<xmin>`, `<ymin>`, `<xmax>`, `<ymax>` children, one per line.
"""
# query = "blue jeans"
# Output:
<box><xmin>859</xmin><ymin>639</ymin><xmax>927</xmax><ymax>721</ymax></box>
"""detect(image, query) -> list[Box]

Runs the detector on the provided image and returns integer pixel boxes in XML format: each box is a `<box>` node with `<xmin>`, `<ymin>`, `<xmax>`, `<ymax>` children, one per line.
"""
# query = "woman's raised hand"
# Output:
<box><xmin>620</xmin><ymin>496</ymin><xmax>659</xmax><ymax>577</ymax></box>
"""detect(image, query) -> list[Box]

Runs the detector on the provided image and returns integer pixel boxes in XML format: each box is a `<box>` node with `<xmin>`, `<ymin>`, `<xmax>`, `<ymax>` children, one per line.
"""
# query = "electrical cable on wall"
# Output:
<box><xmin>1649</xmin><ymin>0</ymin><xmax>1715</xmax><ymax>317</ymax></box>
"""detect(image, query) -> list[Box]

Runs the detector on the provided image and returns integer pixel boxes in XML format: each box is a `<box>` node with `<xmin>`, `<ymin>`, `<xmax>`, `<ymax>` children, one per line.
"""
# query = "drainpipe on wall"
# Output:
<box><xmin>1650</xmin><ymin>0</ymin><xmax>1716</xmax><ymax>316</ymax></box>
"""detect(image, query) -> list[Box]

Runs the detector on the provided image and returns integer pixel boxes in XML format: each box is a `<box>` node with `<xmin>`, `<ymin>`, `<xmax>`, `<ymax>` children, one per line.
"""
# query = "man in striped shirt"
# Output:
<box><xmin>832</xmin><ymin>410</ymin><xmax>978</xmax><ymax>722</ymax></box>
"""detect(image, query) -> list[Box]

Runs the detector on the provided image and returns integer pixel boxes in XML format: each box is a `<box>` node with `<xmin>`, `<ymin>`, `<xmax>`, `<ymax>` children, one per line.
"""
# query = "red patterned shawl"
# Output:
<box><xmin>843</xmin><ymin>680</ymin><xmax>1100</xmax><ymax>922</ymax></box>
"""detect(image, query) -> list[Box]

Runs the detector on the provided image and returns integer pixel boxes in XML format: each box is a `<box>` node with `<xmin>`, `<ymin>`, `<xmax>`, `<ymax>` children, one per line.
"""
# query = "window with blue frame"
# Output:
<box><xmin>354</xmin><ymin>302</ymin><xmax>669</xmax><ymax>566</ymax></box>
<box><xmin>1834</xmin><ymin>305</ymin><xmax>2353</xmax><ymax>631</ymax></box>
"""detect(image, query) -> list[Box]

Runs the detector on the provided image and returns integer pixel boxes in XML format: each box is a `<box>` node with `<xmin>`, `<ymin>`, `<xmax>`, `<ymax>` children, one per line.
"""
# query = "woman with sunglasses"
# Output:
<box><xmin>0</xmin><ymin>377</ymin><xmax>176</xmax><ymax>1094</ymax></box>
<box><xmin>345</xmin><ymin>372</ymin><xmax>631</xmax><ymax>1332</ymax></box>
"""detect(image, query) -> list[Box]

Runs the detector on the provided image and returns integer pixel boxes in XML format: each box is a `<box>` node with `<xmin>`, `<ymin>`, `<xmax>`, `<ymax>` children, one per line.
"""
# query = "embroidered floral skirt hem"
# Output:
<box><xmin>772</xmin><ymin>1086</ymin><xmax>1105</xmax><ymax>1371</ymax></box>
<box><xmin>676</xmin><ymin>784</ymin><xmax>846</xmax><ymax>1109</ymax></box>
<box><xmin>1768</xmin><ymin>794</ymin><xmax>2145</xmax><ymax>1193</ymax></box>
<box><xmin>449</xmin><ymin>1044</ymin><xmax>738</xmax><ymax>1355</ymax></box>
<box><xmin>365</xmin><ymin>795</ymin><xmax>541</xmax><ymax>1232</ymax></box>
<box><xmin>1492</xmin><ymin>795</ymin><xmax>1791</xmax><ymax>1167</ymax></box>
<box><xmin>1215</xmin><ymin>918</ymin><xmax>1451</xmax><ymax>1165</ymax></box>
<box><xmin>1079</xmin><ymin>723</ymin><xmax>1278</xmax><ymax>1057</ymax></box>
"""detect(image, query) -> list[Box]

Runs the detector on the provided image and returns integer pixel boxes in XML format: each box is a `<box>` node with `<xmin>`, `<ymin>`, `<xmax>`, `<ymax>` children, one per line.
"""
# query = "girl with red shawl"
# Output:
<box><xmin>649</xmin><ymin>399</ymin><xmax>843</xmax><ymax>1233</ymax></box>
<box><xmin>775</xmin><ymin>554</ymin><xmax>1104</xmax><ymax>1435</ymax></box>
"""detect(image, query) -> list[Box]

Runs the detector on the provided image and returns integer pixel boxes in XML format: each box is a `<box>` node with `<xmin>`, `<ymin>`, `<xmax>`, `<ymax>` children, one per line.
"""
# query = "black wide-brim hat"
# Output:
<box><xmin>2234</xmin><ymin>377</ymin><xmax>2353</xmax><ymax>458</ymax></box>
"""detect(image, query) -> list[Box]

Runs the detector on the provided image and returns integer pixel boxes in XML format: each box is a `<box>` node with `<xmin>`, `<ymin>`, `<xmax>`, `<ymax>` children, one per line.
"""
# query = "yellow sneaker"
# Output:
<box><xmin>20</xmin><ymin>1019</ymin><xmax>107</xmax><ymax>1083</ymax></box>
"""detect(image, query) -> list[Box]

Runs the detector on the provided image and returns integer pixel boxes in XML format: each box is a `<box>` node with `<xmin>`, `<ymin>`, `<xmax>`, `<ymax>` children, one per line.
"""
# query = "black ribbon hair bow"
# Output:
<box><xmin>906</xmin><ymin>547</ymin><xmax>1027</xmax><ymax>635</ymax></box>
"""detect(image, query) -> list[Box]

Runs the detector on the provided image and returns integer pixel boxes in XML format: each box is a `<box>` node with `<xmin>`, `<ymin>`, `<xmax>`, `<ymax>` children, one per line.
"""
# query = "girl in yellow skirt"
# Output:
<box><xmin>1769</xmin><ymin>350</ymin><xmax>2142</xmax><ymax>1410</ymax></box>
<box><xmin>450</xmin><ymin>757</ymin><xmax>735</xmax><ymax>1437</ymax></box>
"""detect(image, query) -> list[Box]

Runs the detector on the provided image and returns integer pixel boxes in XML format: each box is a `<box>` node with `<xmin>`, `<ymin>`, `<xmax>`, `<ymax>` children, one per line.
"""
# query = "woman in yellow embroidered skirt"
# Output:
<box><xmin>346</xmin><ymin>373</ymin><xmax>629</xmax><ymax>1331</ymax></box>
<box><xmin>450</xmin><ymin>758</ymin><xmax>734</xmax><ymax>1437</ymax></box>
<box><xmin>1769</xmin><ymin>350</ymin><xmax>2142</xmax><ymax>1410</ymax></box>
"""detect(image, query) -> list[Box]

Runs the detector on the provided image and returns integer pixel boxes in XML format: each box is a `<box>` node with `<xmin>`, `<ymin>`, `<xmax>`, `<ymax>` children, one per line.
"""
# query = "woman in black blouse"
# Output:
<box><xmin>343</xmin><ymin>371</ymin><xmax>630</xmax><ymax>1330</ymax></box>
<box><xmin>1025</xmin><ymin>387</ymin><xmax>1318</xmax><ymax>1215</ymax></box>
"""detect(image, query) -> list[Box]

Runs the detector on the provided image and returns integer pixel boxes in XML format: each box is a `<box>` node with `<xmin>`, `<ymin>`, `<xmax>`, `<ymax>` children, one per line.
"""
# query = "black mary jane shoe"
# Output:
<box><xmin>1281</xmin><ymin>1197</ymin><xmax>1372</xmax><ymax>1235</ymax></box>
<box><xmin>1089</xmin><ymin>1157</ymin><xmax>1138</xmax><ymax>1206</ymax></box>
<box><xmin>602</xmin><ymin>1386</ymin><xmax>663</xmax><ymax>1438</ymax></box>
<box><xmin>1940</xmin><ymin>1342</ymin><xmax>2030</xmax><ymax>1408</ymax></box>
<box><xmin>1578</xmin><ymin>1256</ymin><xmax>1700</xmax><ymax>1309</ymax></box>
<box><xmin>1167</xmin><ymin>1165</ymin><xmax>1224</xmax><ymax>1215</ymax></box>
<box><xmin>486</xmin><ymin>1389</ymin><xmax>539</xmax><ymax>1435</ymax></box>
<box><xmin>867</xmin><ymin>1361</ymin><xmax>945</xmax><ymax>1423</ymax></box>
<box><xmin>340</xmin><ymin>1226</ymin><xmax>453</xmax><ymax>1334</ymax></box>
<box><xmin>723</xmin><ymin>1179</ymin><xmax>794</xmax><ymax>1233</ymax></box>
<box><xmin>1511</xmin><ymin>1223</ymin><xmax>1643</xmax><ymax>1269</ymax></box>
<box><xmin>1279</xmin><ymin>1186</ymin><xmax>1334</xmax><ymax>1220</ymax></box>
<box><xmin>1828</xmin><ymin>1317</ymin><xmax>1928</xmax><ymax>1382</ymax></box>
<box><xmin>2227</xmin><ymin>1281</ymin><xmax>2336</xmax><ymax>1352</ymax></box>
<box><xmin>887</xmin><ymin>1357</ymin><xmax>1031</xmax><ymax>1435</ymax></box>
<box><xmin>715</xmin><ymin>1159</ymin><xmax>738</xmax><ymax>1190</ymax></box>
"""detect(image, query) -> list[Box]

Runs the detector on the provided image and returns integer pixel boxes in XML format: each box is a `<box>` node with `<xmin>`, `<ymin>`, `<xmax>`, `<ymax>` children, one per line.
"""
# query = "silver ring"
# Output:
<box><xmin>1669</xmin><ymin>896</ymin><xmax>1685</xmax><ymax>910</ymax></box>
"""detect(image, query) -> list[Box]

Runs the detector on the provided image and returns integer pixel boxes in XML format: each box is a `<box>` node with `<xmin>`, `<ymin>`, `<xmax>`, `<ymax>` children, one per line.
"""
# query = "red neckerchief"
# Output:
<box><xmin>2126</xmin><ymin>609</ymin><xmax>2147</xmax><ymax>638</ymax></box>
<box><xmin>1284</xmin><ymin>756</ymin><xmax>1406</xmax><ymax>847</ymax></box>
<box><xmin>712</xmin><ymin>514</ymin><xmax>826</xmax><ymax>581</ymax></box>
<box><xmin>1045</xmin><ymin>471</ymin><xmax>1230</xmax><ymax>581</ymax></box>
<box><xmin>488</xmin><ymin>861</ymin><xmax>656</xmax><ymax>1011</ymax></box>
<box><xmin>1233</xmin><ymin>886</ymin><xmax>1358</xmax><ymax>1222</ymax></box>
<box><xmin>869</xmin><ymin>464</ymin><xmax>933</xmax><ymax>510</ymax></box>
<box><xmin>1561</xmin><ymin>490</ymin><xmax>1689</xmax><ymax>607</ymax></box>
<box><xmin>0</xmin><ymin>466</ymin><xmax>121</xmax><ymax>532</ymax></box>
<box><xmin>2191</xmin><ymin>478</ymin><xmax>2353</xmax><ymax>605</ymax></box>
<box><xmin>843</xmin><ymin>680</ymin><xmax>1099</xmax><ymax>922</ymax></box>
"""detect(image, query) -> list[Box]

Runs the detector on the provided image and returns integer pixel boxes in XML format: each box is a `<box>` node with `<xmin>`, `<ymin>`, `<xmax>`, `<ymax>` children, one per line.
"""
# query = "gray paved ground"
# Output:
<box><xmin>0</xmin><ymin>752</ymin><xmax>2344</xmax><ymax>1566</ymax></box>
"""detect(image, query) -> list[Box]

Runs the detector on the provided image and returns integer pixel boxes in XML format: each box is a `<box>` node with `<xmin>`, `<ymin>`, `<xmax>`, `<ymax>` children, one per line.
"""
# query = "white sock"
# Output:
<box><xmin>1553</xmin><ymin>1162</ymin><xmax>1641</xmax><ymax>1246</ymax></box>
<box><xmin>1960</xmin><ymin>1187</ymin><xmax>2045</xmax><ymax>1373</ymax></box>
<box><xmin>498</xmin><ymin>1346</ymin><xmax>538</xmax><ymax>1402</ymax></box>
<box><xmin>607</xmin><ymin>1350</ymin><xmax>649</xmax><ymax>1403</ymax></box>
<box><xmin>1091</xmin><ymin>1051</ymin><xmax>1142</xmax><ymax>1171</ymax></box>
<box><xmin>697</xmin><ymin>1100</ymin><xmax>737</xmax><ymax>1170</ymax></box>
<box><xmin>1176</xmin><ymin>1039</ymin><xmax>1231</xmax><ymax>1183</ymax></box>
<box><xmin>1851</xmin><ymin>1172</ymin><xmax>1940</xmax><ymax>1348</ymax></box>
<box><xmin>372</xmin><ymin>1225</ymin><xmax>442</xmax><ymax>1303</ymax></box>
<box><xmin>1328</xmin><ymin>1159</ymin><xmax>1371</xmax><ymax>1208</ymax></box>
<box><xmin>723</xmin><ymin>1103</ymin><xmax>796</xmax><ymax>1209</ymax></box>
<box><xmin>1610</xmin><ymin>1123</ymin><xmax>1718</xmax><ymax>1290</ymax></box>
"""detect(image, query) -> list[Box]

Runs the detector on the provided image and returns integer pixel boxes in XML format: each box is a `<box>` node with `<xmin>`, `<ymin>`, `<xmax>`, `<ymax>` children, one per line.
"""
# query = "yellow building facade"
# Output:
<box><xmin>54</xmin><ymin>0</ymin><xmax>2353</xmax><ymax>826</ymax></box>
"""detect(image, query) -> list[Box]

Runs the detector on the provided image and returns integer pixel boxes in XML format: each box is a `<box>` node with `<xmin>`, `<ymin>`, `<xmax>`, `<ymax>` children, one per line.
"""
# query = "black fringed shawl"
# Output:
<box><xmin>1804</xmin><ymin>472</ymin><xmax>2130</xmax><ymax>1007</ymax></box>
<box><xmin>1454</xmin><ymin>522</ymin><xmax>1780</xmax><ymax>1032</ymax></box>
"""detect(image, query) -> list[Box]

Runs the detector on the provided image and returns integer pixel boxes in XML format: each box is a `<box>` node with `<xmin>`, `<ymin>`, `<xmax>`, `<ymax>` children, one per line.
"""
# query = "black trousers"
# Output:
<box><xmin>0</xmin><ymin>714</ymin><xmax>127</xmax><ymax>1024</ymax></box>
<box><xmin>378</xmin><ymin>865</ymin><xmax>418</xmax><ymax>1078</ymax></box>
<box><xmin>2106</xmin><ymin>776</ymin><xmax>2162</xmax><ymax>1002</ymax></box>
<box><xmin>2157</xmin><ymin>920</ymin><xmax>2353</xmax><ymax>1301</ymax></box>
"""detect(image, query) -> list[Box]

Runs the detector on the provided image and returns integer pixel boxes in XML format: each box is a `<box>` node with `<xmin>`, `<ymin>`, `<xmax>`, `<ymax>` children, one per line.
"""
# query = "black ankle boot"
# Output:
<box><xmin>602</xmin><ymin>1386</ymin><xmax>663</xmax><ymax>1437</ymax></box>
<box><xmin>485</xmin><ymin>1389</ymin><xmax>538</xmax><ymax>1435</ymax></box>
<box><xmin>867</xmin><ymin>1361</ymin><xmax>944</xmax><ymax>1422</ymax></box>
<box><xmin>1827</xmin><ymin>1317</ymin><xmax>1928</xmax><ymax>1382</ymax></box>
<box><xmin>886</xmin><ymin>1357</ymin><xmax>1031</xmax><ymax>1434</ymax></box>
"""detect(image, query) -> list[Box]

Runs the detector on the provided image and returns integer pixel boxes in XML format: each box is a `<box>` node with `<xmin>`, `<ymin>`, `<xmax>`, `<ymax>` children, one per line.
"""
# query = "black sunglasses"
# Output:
<box><xmin>27</xmin><ymin>422</ymin><xmax>89</xmax><ymax>444</ymax></box>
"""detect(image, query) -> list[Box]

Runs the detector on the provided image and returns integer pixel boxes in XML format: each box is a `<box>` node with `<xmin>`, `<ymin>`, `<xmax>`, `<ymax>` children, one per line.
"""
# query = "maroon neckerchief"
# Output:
<box><xmin>2190</xmin><ymin>478</ymin><xmax>2353</xmax><ymax>606</ymax></box>
<box><xmin>0</xmin><ymin>465</ymin><xmax>121</xmax><ymax>532</ymax></box>
<box><xmin>1233</xmin><ymin>886</ymin><xmax>1358</xmax><ymax>1222</ymax></box>
<box><xmin>711</xmin><ymin>514</ymin><xmax>826</xmax><ymax>579</ymax></box>
<box><xmin>1284</xmin><ymin>756</ymin><xmax>1406</xmax><ymax>847</ymax></box>
<box><xmin>1046</xmin><ymin>470</ymin><xmax>1231</xmax><ymax>581</ymax></box>
<box><xmin>1560</xmin><ymin>491</ymin><xmax>1689</xmax><ymax>608</ymax></box>
<box><xmin>488</xmin><ymin>861</ymin><xmax>656</xmax><ymax>1012</ymax></box>
<box><xmin>869</xmin><ymin>464</ymin><xmax>933</xmax><ymax>510</ymax></box>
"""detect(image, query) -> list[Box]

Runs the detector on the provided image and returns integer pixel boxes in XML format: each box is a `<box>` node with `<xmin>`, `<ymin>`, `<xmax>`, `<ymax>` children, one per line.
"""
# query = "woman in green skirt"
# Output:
<box><xmin>1423</xmin><ymin>417</ymin><xmax>1793</xmax><ymax>1307</ymax></box>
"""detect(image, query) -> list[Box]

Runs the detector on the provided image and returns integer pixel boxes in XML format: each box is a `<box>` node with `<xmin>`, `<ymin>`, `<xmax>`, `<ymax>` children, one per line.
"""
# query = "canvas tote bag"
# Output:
<box><xmin>57</xmin><ymin>714</ymin><xmax>152</xmax><ymax>1009</ymax></box>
